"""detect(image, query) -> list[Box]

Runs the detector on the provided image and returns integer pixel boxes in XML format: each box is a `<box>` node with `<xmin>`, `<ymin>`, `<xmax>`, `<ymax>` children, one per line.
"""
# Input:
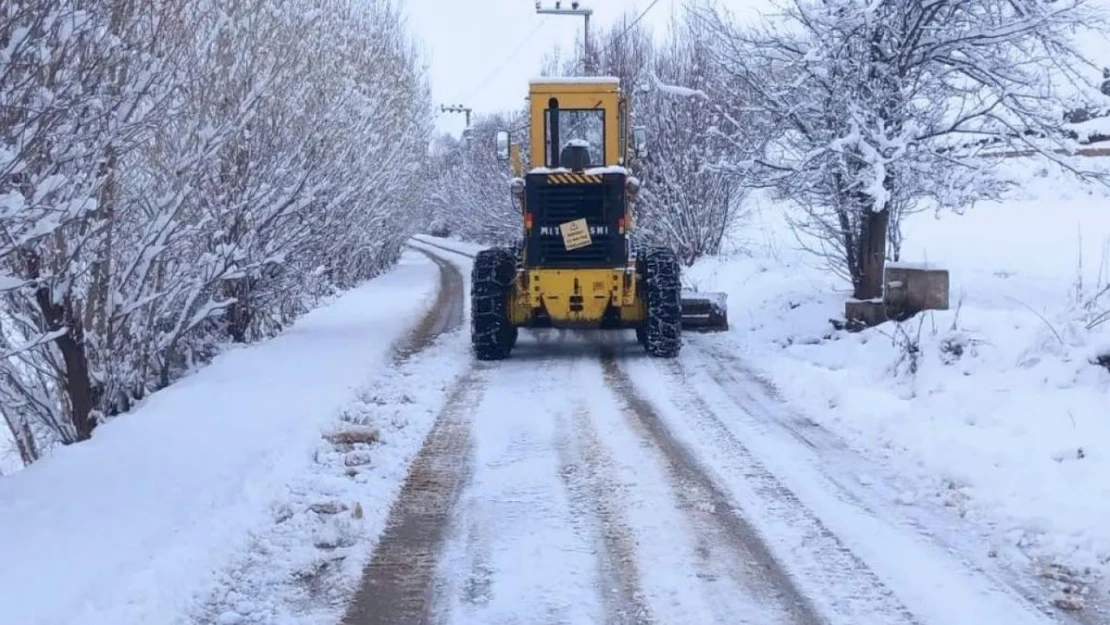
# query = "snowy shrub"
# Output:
<box><xmin>1070</xmin><ymin>236</ymin><xmax>1110</xmax><ymax>331</ymax></box>
<box><xmin>937</xmin><ymin>298</ymin><xmax>981</xmax><ymax>365</ymax></box>
<box><xmin>889</xmin><ymin>316</ymin><xmax>926</xmax><ymax>378</ymax></box>
<box><xmin>1083</xmin><ymin>284</ymin><xmax>1110</xmax><ymax>371</ymax></box>
<box><xmin>630</xmin><ymin>19</ymin><xmax>751</xmax><ymax>266</ymax></box>
<box><xmin>427</xmin><ymin>112</ymin><xmax>527</xmax><ymax>246</ymax></box>
<box><xmin>1065</xmin><ymin>236</ymin><xmax>1110</xmax><ymax>372</ymax></box>
<box><xmin>427</xmin><ymin>219</ymin><xmax>451</xmax><ymax>238</ymax></box>
<box><xmin>0</xmin><ymin>0</ymin><xmax>433</xmax><ymax>464</ymax></box>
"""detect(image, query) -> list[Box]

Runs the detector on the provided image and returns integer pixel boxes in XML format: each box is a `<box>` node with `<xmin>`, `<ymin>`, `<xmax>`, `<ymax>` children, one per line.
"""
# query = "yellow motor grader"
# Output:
<box><xmin>470</xmin><ymin>76</ymin><xmax>728</xmax><ymax>360</ymax></box>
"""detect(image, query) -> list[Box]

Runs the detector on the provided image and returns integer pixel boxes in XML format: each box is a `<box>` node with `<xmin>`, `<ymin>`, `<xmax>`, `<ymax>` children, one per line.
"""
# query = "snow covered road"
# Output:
<box><xmin>3</xmin><ymin>240</ymin><xmax>1092</xmax><ymax>625</ymax></box>
<box><xmin>344</xmin><ymin>332</ymin><xmax>826</xmax><ymax>625</ymax></box>
<box><xmin>337</xmin><ymin>242</ymin><xmax>1087</xmax><ymax>625</ymax></box>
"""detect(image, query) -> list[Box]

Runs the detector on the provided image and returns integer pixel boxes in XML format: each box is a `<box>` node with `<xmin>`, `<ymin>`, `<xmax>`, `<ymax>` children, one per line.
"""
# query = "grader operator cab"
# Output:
<box><xmin>469</xmin><ymin>76</ymin><xmax>728</xmax><ymax>360</ymax></box>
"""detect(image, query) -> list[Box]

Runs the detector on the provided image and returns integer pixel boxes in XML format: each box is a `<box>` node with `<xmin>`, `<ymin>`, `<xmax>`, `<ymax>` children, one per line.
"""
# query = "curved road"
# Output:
<box><xmin>334</xmin><ymin>241</ymin><xmax>1097</xmax><ymax>625</ymax></box>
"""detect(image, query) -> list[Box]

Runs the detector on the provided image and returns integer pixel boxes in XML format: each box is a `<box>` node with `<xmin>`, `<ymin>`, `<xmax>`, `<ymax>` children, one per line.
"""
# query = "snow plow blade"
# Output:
<box><xmin>681</xmin><ymin>290</ymin><xmax>729</xmax><ymax>332</ymax></box>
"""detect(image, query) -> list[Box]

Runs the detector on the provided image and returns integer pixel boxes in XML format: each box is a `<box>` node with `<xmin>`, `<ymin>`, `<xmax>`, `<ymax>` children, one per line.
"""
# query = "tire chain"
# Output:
<box><xmin>470</xmin><ymin>247</ymin><xmax>519</xmax><ymax>360</ymax></box>
<box><xmin>640</xmin><ymin>246</ymin><xmax>682</xmax><ymax>358</ymax></box>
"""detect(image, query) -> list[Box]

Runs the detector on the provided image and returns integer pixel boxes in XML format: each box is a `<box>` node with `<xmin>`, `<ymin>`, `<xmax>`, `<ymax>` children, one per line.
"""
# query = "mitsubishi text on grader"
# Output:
<box><xmin>469</xmin><ymin>76</ymin><xmax>728</xmax><ymax>360</ymax></box>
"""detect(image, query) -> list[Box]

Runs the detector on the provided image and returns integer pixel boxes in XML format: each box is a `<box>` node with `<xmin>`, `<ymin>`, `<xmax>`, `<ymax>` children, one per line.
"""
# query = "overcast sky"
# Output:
<box><xmin>406</xmin><ymin>0</ymin><xmax>1110</xmax><ymax>138</ymax></box>
<box><xmin>405</xmin><ymin>0</ymin><xmax>770</xmax><ymax>137</ymax></box>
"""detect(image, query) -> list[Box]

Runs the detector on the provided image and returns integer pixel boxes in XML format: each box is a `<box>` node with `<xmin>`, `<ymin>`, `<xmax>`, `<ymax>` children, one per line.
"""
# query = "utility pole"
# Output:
<box><xmin>535</xmin><ymin>1</ymin><xmax>593</xmax><ymax>74</ymax></box>
<box><xmin>440</xmin><ymin>104</ymin><xmax>473</xmax><ymax>128</ymax></box>
<box><xmin>440</xmin><ymin>104</ymin><xmax>474</xmax><ymax>150</ymax></box>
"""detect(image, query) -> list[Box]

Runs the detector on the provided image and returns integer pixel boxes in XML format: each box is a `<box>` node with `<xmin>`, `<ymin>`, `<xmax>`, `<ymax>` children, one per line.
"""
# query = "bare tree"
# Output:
<box><xmin>633</xmin><ymin>14</ymin><xmax>749</xmax><ymax>265</ymax></box>
<box><xmin>0</xmin><ymin>0</ymin><xmax>190</xmax><ymax>444</ymax></box>
<box><xmin>698</xmin><ymin>0</ymin><xmax>1106</xmax><ymax>300</ymax></box>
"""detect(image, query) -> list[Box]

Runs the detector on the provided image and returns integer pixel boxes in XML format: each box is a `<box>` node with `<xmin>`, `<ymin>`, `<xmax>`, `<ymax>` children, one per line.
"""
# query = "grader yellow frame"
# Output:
<box><xmin>468</xmin><ymin>76</ymin><xmax>727</xmax><ymax>361</ymax></box>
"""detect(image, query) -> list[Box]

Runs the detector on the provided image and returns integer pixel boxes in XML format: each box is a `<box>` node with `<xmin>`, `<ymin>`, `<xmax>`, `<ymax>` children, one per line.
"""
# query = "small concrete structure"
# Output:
<box><xmin>844</xmin><ymin>298</ymin><xmax>887</xmax><ymax>330</ymax></box>
<box><xmin>841</xmin><ymin>262</ymin><xmax>951</xmax><ymax>330</ymax></box>
<box><xmin>884</xmin><ymin>262</ymin><xmax>950</xmax><ymax>321</ymax></box>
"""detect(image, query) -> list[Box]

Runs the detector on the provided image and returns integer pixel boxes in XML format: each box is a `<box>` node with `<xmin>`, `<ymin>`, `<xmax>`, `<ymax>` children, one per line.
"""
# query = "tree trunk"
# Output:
<box><xmin>854</xmin><ymin>206</ymin><xmax>889</xmax><ymax>301</ymax></box>
<box><xmin>88</xmin><ymin>144</ymin><xmax>116</xmax><ymax>342</ymax></box>
<box><xmin>23</xmin><ymin>248</ymin><xmax>100</xmax><ymax>443</ymax></box>
<box><xmin>17</xmin><ymin>419</ymin><xmax>38</xmax><ymax>465</ymax></box>
<box><xmin>32</xmin><ymin>287</ymin><xmax>98</xmax><ymax>442</ymax></box>
<box><xmin>56</xmin><ymin>329</ymin><xmax>98</xmax><ymax>442</ymax></box>
<box><xmin>224</xmin><ymin>278</ymin><xmax>252</xmax><ymax>343</ymax></box>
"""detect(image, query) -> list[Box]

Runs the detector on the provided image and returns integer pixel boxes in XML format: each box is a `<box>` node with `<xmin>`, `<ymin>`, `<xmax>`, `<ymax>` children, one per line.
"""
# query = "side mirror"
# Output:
<box><xmin>632</xmin><ymin>126</ymin><xmax>648</xmax><ymax>159</ymax></box>
<box><xmin>495</xmin><ymin>130</ymin><xmax>510</xmax><ymax>161</ymax></box>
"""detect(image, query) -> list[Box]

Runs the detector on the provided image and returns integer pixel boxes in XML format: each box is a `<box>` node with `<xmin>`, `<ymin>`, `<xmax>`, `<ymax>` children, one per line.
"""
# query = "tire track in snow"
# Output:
<box><xmin>682</xmin><ymin>339</ymin><xmax>1103</xmax><ymax>625</ymax></box>
<box><xmin>429</xmin><ymin>346</ymin><xmax>604</xmax><ymax>625</ymax></box>
<box><xmin>392</xmin><ymin>249</ymin><xmax>467</xmax><ymax>362</ymax></box>
<box><xmin>335</xmin><ymin>246</ymin><xmax>480</xmax><ymax>625</ymax></box>
<box><xmin>618</xmin><ymin>340</ymin><xmax>1063</xmax><ymax>625</ymax></box>
<box><xmin>407</xmin><ymin>237</ymin><xmax>477</xmax><ymax>263</ymax></box>
<box><xmin>339</xmin><ymin>369</ymin><xmax>483</xmax><ymax>625</ymax></box>
<box><xmin>597</xmin><ymin>348</ymin><xmax>825</xmax><ymax>625</ymax></box>
<box><xmin>556</xmin><ymin>401</ymin><xmax>655</xmax><ymax>625</ymax></box>
<box><xmin>616</xmin><ymin>352</ymin><xmax>917</xmax><ymax>625</ymax></box>
<box><xmin>428</xmin><ymin>358</ymin><xmax>562</xmax><ymax>625</ymax></box>
<box><xmin>433</xmin><ymin>355</ymin><xmax>564</xmax><ymax>624</ymax></box>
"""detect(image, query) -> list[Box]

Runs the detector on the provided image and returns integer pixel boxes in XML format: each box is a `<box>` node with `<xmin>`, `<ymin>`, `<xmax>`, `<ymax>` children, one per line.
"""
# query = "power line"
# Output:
<box><xmin>453</xmin><ymin>0</ymin><xmax>663</xmax><ymax>119</ymax></box>
<box><xmin>458</xmin><ymin>17</ymin><xmax>550</xmax><ymax>103</ymax></box>
<box><xmin>611</xmin><ymin>0</ymin><xmax>664</xmax><ymax>46</ymax></box>
<box><xmin>550</xmin><ymin>0</ymin><xmax>664</xmax><ymax>75</ymax></box>
<box><xmin>587</xmin><ymin>0</ymin><xmax>663</xmax><ymax>62</ymax></box>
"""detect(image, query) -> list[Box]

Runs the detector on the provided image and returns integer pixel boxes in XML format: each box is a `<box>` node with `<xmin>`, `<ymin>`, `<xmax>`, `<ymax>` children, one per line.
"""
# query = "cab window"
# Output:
<box><xmin>544</xmin><ymin>107</ymin><xmax>605</xmax><ymax>167</ymax></box>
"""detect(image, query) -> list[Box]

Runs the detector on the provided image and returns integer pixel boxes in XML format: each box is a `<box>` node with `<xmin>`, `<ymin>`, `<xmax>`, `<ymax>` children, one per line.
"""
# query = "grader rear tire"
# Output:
<box><xmin>471</xmin><ymin>248</ymin><xmax>518</xmax><ymax>360</ymax></box>
<box><xmin>640</xmin><ymin>246</ymin><xmax>682</xmax><ymax>358</ymax></box>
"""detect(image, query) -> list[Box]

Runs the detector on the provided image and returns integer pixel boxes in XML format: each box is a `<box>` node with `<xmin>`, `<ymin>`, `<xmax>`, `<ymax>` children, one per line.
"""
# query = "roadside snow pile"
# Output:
<box><xmin>692</xmin><ymin>158</ymin><xmax>1110</xmax><ymax>606</ymax></box>
<box><xmin>0</xmin><ymin>250</ymin><xmax>441</xmax><ymax>625</ymax></box>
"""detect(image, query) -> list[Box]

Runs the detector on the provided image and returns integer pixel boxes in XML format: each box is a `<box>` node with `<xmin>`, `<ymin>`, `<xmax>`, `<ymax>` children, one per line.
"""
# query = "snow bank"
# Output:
<box><xmin>187</xmin><ymin>320</ymin><xmax>475</xmax><ymax>625</ymax></box>
<box><xmin>694</xmin><ymin>157</ymin><xmax>1110</xmax><ymax>604</ymax></box>
<box><xmin>0</xmin><ymin>250</ymin><xmax>441</xmax><ymax>625</ymax></box>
